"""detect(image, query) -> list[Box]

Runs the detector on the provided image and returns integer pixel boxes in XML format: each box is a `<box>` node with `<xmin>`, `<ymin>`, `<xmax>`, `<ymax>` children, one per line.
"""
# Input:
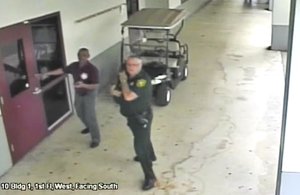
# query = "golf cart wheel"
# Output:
<box><xmin>155</xmin><ymin>83</ymin><xmax>171</xmax><ymax>106</ymax></box>
<box><xmin>181</xmin><ymin>65</ymin><xmax>188</xmax><ymax>81</ymax></box>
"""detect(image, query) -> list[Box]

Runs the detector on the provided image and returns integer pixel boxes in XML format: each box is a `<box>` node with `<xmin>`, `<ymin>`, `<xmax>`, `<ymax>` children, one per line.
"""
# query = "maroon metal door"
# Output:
<box><xmin>0</xmin><ymin>23</ymin><xmax>47</xmax><ymax>163</ymax></box>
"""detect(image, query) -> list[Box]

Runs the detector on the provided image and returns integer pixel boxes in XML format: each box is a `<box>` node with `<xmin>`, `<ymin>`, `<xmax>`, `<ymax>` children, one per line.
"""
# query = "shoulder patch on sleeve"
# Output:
<box><xmin>136</xmin><ymin>79</ymin><xmax>147</xmax><ymax>88</ymax></box>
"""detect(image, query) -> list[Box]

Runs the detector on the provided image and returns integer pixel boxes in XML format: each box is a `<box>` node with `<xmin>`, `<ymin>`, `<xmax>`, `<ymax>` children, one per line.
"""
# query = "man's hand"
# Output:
<box><xmin>35</xmin><ymin>68</ymin><xmax>64</xmax><ymax>80</ymax></box>
<box><xmin>110</xmin><ymin>85</ymin><xmax>121</xmax><ymax>97</ymax></box>
<box><xmin>35</xmin><ymin>73</ymin><xmax>48</xmax><ymax>80</ymax></box>
<box><xmin>75</xmin><ymin>81</ymin><xmax>98</xmax><ymax>90</ymax></box>
<box><xmin>119</xmin><ymin>71</ymin><xmax>128</xmax><ymax>83</ymax></box>
<box><xmin>74</xmin><ymin>81</ymin><xmax>86</xmax><ymax>89</ymax></box>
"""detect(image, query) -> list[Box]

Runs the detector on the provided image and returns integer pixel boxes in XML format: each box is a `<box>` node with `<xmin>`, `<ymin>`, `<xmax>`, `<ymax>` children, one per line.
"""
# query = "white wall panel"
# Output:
<box><xmin>0</xmin><ymin>0</ymin><xmax>128</xmax><ymax>63</ymax></box>
<box><xmin>272</xmin><ymin>0</ymin><xmax>291</xmax><ymax>25</ymax></box>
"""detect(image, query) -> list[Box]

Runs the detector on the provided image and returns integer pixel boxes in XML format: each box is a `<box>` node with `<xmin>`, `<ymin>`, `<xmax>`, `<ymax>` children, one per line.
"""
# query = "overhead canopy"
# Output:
<box><xmin>121</xmin><ymin>8</ymin><xmax>185</xmax><ymax>29</ymax></box>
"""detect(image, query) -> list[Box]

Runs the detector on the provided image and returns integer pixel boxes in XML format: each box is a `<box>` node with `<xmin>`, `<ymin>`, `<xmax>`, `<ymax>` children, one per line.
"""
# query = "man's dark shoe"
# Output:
<box><xmin>133</xmin><ymin>156</ymin><xmax>157</xmax><ymax>162</ymax></box>
<box><xmin>90</xmin><ymin>142</ymin><xmax>99</xmax><ymax>148</ymax></box>
<box><xmin>142</xmin><ymin>178</ymin><xmax>157</xmax><ymax>191</ymax></box>
<box><xmin>81</xmin><ymin>128</ymin><xmax>89</xmax><ymax>134</ymax></box>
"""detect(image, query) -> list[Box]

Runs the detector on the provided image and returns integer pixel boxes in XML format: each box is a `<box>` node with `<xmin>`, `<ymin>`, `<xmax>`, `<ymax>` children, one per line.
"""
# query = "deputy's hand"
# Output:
<box><xmin>110</xmin><ymin>85</ymin><xmax>122</xmax><ymax>97</ymax></box>
<box><xmin>110</xmin><ymin>85</ymin><xmax>116</xmax><ymax>95</ymax></box>
<box><xmin>119</xmin><ymin>71</ymin><xmax>128</xmax><ymax>83</ymax></box>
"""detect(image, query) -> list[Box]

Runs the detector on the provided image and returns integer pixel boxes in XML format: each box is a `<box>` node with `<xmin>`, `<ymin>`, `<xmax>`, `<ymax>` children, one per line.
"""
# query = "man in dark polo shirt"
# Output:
<box><xmin>37</xmin><ymin>48</ymin><xmax>100</xmax><ymax>148</ymax></box>
<box><xmin>111</xmin><ymin>56</ymin><xmax>157</xmax><ymax>190</ymax></box>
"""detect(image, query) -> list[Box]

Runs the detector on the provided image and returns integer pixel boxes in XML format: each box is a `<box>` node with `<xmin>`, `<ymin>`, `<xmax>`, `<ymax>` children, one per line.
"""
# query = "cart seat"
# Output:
<box><xmin>131</xmin><ymin>39</ymin><xmax>181</xmax><ymax>57</ymax></box>
<box><xmin>140</xmin><ymin>56</ymin><xmax>178</xmax><ymax>68</ymax></box>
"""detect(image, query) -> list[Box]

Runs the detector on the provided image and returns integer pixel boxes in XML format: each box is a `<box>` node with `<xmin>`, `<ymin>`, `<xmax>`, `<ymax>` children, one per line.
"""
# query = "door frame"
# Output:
<box><xmin>0</xmin><ymin>12</ymin><xmax>73</xmax><ymax>164</ymax></box>
<box><xmin>127</xmin><ymin>0</ymin><xmax>140</xmax><ymax>17</ymax></box>
<box><xmin>28</xmin><ymin>12</ymin><xmax>73</xmax><ymax>131</ymax></box>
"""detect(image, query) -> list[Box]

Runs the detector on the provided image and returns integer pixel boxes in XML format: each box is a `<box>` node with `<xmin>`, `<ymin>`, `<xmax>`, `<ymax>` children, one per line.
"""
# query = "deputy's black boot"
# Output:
<box><xmin>142</xmin><ymin>178</ymin><xmax>157</xmax><ymax>190</ymax></box>
<box><xmin>81</xmin><ymin>128</ymin><xmax>89</xmax><ymax>134</ymax></box>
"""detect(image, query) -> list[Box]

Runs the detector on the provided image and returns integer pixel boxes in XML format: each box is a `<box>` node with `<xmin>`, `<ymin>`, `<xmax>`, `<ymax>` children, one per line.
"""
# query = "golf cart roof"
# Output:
<box><xmin>121</xmin><ymin>8</ymin><xmax>185</xmax><ymax>30</ymax></box>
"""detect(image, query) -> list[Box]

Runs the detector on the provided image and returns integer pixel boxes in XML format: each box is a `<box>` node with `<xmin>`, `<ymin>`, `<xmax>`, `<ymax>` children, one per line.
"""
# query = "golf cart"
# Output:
<box><xmin>121</xmin><ymin>8</ymin><xmax>189</xmax><ymax>106</ymax></box>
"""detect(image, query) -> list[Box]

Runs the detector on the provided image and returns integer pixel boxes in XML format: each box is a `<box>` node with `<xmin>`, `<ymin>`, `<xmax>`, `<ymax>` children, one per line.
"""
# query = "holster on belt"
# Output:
<box><xmin>135</xmin><ymin>110</ymin><xmax>149</xmax><ymax>126</ymax></box>
<box><xmin>135</xmin><ymin>116</ymin><xmax>148</xmax><ymax>125</ymax></box>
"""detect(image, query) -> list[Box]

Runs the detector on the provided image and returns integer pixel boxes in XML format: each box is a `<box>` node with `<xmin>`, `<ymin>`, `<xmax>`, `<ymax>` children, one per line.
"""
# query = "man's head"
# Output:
<box><xmin>125</xmin><ymin>56</ymin><xmax>143</xmax><ymax>78</ymax></box>
<box><xmin>77</xmin><ymin>48</ymin><xmax>90</xmax><ymax>65</ymax></box>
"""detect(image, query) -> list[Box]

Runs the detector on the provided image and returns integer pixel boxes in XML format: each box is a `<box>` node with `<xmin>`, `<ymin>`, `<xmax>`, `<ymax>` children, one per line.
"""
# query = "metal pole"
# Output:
<box><xmin>275</xmin><ymin>0</ymin><xmax>297</xmax><ymax>194</ymax></box>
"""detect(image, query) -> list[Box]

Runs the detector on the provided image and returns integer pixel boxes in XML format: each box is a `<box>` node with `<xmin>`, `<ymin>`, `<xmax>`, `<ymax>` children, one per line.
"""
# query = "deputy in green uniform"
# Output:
<box><xmin>111</xmin><ymin>56</ymin><xmax>157</xmax><ymax>190</ymax></box>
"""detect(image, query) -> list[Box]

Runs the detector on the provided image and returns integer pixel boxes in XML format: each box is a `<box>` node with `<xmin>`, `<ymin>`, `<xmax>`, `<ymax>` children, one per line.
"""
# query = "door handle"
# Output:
<box><xmin>32</xmin><ymin>87</ymin><xmax>42</xmax><ymax>95</ymax></box>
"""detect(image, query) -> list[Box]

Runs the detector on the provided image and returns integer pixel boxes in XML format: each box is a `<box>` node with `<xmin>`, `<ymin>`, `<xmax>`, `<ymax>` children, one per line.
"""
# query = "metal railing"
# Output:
<box><xmin>75</xmin><ymin>3</ymin><xmax>126</xmax><ymax>23</ymax></box>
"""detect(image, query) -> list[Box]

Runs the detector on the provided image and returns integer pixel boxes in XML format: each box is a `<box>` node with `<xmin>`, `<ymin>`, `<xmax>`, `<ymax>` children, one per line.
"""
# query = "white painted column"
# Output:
<box><xmin>257</xmin><ymin>0</ymin><xmax>269</xmax><ymax>3</ymax></box>
<box><xmin>168</xmin><ymin>0</ymin><xmax>181</xmax><ymax>8</ymax></box>
<box><xmin>271</xmin><ymin>0</ymin><xmax>290</xmax><ymax>50</ymax></box>
<box><xmin>269</xmin><ymin>0</ymin><xmax>273</xmax><ymax>11</ymax></box>
<box><xmin>144</xmin><ymin>0</ymin><xmax>169</xmax><ymax>8</ymax></box>
<box><xmin>138</xmin><ymin>0</ymin><xmax>146</xmax><ymax>9</ymax></box>
<box><xmin>276</xmin><ymin>0</ymin><xmax>300</xmax><ymax>194</ymax></box>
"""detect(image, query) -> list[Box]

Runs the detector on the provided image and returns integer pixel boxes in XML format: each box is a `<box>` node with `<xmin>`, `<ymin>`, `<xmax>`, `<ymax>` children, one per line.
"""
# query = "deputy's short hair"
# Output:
<box><xmin>127</xmin><ymin>55</ymin><xmax>142</xmax><ymax>65</ymax></box>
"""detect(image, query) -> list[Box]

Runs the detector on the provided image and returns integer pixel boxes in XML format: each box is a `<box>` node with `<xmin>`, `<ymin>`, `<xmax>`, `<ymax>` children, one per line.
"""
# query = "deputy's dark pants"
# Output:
<box><xmin>74</xmin><ymin>91</ymin><xmax>100</xmax><ymax>143</ymax></box>
<box><xmin>127</xmin><ymin>109</ymin><xmax>156</xmax><ymax>180</ymax></box>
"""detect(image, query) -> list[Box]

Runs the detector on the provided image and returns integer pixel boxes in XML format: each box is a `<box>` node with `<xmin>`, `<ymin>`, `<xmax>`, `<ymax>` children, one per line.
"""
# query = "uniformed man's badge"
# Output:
<box><xmin>136</xmin><ymin>79</ymin><xmax>147</xmax><ymax>88</ymax></box>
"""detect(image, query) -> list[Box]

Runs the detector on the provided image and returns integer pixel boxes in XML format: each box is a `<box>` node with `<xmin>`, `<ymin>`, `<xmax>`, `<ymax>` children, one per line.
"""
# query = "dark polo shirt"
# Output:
<box><xmin>64</xmin><ymin>61</ymin><xmax>99</xmax><ymax>95</ymax></box>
